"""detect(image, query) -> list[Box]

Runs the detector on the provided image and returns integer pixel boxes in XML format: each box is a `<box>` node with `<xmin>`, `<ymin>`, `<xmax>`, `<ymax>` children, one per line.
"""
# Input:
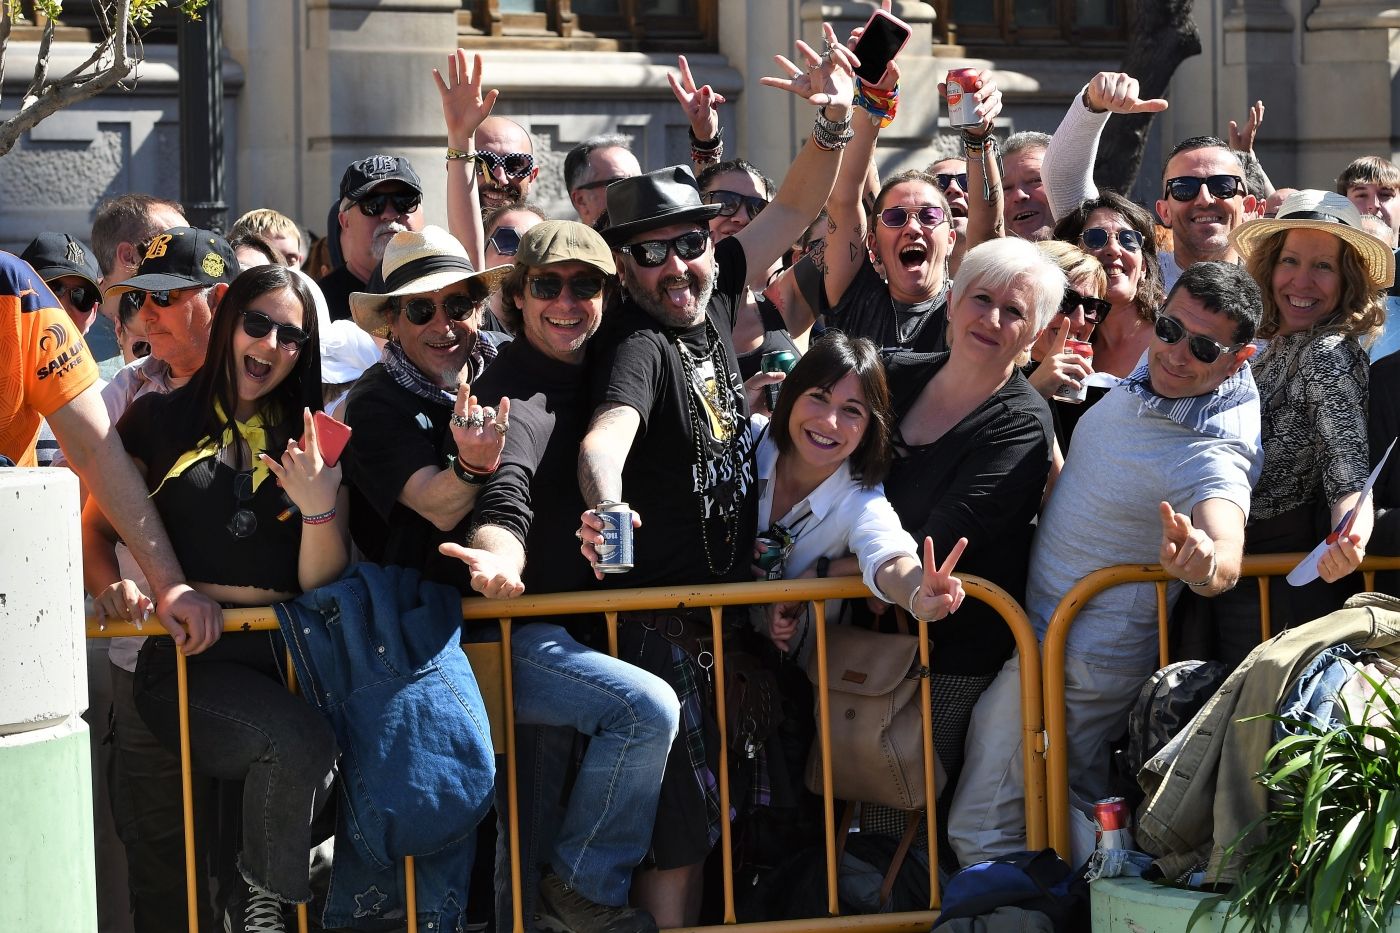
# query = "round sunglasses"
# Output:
<box><xmin>1154</xmin><ymin>313</ymin><xmax>1243</xmax><ymax>364</ymax></box>
<box><xmin>400</xmin><ymin>293</ymin><xmax>481</xmax><ymax>326</ymax></box>
<box><xmin>618</xmin><ymin>229</ymin><xmax>710</xmax><ymax>268</ymax></box>
<box><xmin>240</xmin><ymin>309</ymin><xmax>309</xmax><ymax>350</ymax></box>
<box><xmin>702</xmin><ymin>189</ymin><xmax>768</xmax><ymax>219</ymax></box>
<box><xmin>528</xmin><ymin>273</ymin><xmax>606</xmax><ymax>302</ymax></box>
<box><xmin>878</xmin><ymin>205</ymin><xmax>947</xmax><ymax>228</ymax></box>
<box><xmin>1079</xmin><ymin>227</ymin><xmax>1144</xmax><ymax>253</ymax></box>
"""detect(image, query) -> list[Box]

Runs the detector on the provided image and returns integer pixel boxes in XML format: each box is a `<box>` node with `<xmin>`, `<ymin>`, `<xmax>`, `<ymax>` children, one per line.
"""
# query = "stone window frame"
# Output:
<box><xmin>932</xmin><ymin>0</ymin><xmax>1131</xmax><ymax>55</ymax></box>
<box><xmin>458</xmin><ymin>0</ymin><xmax>717</xmax><ymax>53</ymax></box>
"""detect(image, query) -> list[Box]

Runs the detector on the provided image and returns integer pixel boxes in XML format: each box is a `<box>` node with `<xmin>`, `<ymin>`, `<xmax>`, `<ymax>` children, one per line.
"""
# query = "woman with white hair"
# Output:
<box><xmin>866</xmin><ymin>237</ymin><xmax>1063</xmax><ymax>814</ymax></box>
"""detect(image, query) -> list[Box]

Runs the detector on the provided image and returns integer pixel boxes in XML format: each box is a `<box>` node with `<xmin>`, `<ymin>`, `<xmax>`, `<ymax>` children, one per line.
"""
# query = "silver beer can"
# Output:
<box><xmin>592</xmin><ymin>500</ymin><xmax>635</xmax><ymax>573</ymax></box>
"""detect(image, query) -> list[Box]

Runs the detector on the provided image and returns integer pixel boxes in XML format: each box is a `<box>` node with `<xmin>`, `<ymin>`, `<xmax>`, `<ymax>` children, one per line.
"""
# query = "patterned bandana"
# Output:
<box><xmin>381</xmin><ymin>335</ymin><xmax>498</xmax><ymax>407</ymax></box>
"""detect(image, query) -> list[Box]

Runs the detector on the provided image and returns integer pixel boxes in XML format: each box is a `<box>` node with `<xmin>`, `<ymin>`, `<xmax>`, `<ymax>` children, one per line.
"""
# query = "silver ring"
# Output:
<box><xmin>467</xmin><ymin>411</ymin><xmax>486</xmax><ymax>429</ymax></box>
<box><xmin>480</xmin><ymin>406</ymin><xmax>496</xmax><ymax>421</ymax></box>
<box><xmin>575</xmin><ymin>529</ymin><xmax>584</xmax><ymax>541</ymax></box>
<box><xmin>493</xmin><ymin>422</ymin><xmax>508</xmax><ymax>437</ymax></box>
<box><xmin>450</xmin><ymin>413</ymin><xmax>471</xmax><ymax>429</ymax></box>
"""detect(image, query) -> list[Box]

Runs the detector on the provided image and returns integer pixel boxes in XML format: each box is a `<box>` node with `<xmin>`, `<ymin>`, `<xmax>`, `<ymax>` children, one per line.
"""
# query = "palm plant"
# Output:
<box><xmin>1191</xmin><ymin>670</ymin><xmax>1400</xmax><ymax>932</ymax></box>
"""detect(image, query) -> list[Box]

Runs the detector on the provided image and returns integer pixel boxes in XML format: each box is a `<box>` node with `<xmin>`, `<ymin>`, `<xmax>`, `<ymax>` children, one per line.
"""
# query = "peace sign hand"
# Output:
<box><xmin>908</xmin><ymin>536</ymin><xmax>967</xmax><ymax>622</ymax></box>
<box><xmin>667</xmin><ymin>55</ymin><xmax>725</xmax><ymax>142</ymax></box>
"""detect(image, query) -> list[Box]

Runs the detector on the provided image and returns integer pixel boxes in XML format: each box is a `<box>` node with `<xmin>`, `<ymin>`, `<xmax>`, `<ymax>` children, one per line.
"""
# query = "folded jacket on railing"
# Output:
<box><xmin>275</xmin><ymin>562</ymin><xmax>495</xmax><ymax>931</ymax></box>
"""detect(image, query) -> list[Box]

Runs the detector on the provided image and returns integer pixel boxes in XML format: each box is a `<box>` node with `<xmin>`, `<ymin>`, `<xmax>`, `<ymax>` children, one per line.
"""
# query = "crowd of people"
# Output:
<box><xmin>5</xmin><ymin>11</ymin><xmax>1400</xmax><ymax>933</ymax></box>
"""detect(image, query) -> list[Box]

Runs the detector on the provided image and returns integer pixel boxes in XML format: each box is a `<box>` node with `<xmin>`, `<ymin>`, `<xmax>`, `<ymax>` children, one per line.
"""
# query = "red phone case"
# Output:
<box><xmin>302</xmin><ymin>411</ymin><xmax>352</xmax><ymax>467</ymax></box>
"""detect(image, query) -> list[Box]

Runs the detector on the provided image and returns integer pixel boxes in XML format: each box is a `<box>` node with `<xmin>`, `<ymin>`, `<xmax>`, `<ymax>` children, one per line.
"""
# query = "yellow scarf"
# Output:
<box><xmin>155</xmin><ymin>400</ymin><xmax>276</xmax><ymax>496</ymax></box>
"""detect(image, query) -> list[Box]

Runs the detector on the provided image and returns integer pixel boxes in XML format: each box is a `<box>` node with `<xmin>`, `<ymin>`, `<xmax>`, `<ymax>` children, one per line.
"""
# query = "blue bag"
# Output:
<box><xmin>934</xmin><ymin>849</ymin><xmax>1088</xmax><ymax>931</ymax></box>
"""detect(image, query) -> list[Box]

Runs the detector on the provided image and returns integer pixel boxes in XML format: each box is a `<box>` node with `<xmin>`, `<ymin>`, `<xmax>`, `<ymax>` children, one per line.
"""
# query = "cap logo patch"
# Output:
<box><xmin>145</xmin><ymin>234</ymin><xmax>174</xmax><ymax>260</ymax></box>
<box><xmin>66</xmin><ymin>239</ymin><xmax>86</xmax><ymax>265</ymax></box>
<box><xmin>202</xmin><ymin>251</ymin><xmax>226</xmax><ymax>278</ymax></box>
<box><xmin>364</xmin><ymin>155</ymin><xmax>396</xmax><ymax>177</ymax></box>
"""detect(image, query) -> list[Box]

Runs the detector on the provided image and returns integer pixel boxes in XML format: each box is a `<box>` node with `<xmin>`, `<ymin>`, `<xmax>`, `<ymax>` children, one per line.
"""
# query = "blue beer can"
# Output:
<box><xmin>592</xmin><ymin>500</ymin><xmax>635</xmax><ymax>573</ymax></box>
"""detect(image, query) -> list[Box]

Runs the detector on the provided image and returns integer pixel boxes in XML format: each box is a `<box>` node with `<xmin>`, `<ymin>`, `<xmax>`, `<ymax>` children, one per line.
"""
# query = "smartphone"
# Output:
<box><xmin>300</xmin><ymin>411</ymin><xmax>353</xmax><ymax>467</ymax></box>
<box><xmin>852</xmin><ymin>9</ymin><xmax>912</xmax><ymax>85</ymax></box>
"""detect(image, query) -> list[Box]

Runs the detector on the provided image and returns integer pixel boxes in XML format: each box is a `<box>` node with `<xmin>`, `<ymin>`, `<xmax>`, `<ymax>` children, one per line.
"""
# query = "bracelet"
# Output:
<box><xmin>1182</xmin><ymin>553</ymin><xmax>1217</xmax><ymax>589</ymax></box>
<box><xmin>302</xmin><ymin>507</ymin><xmax>337</xmax><ymax>526</ymax></box>
<box><xmin>854</xmin><ymin>78</ymin><xmax>899</xmax><ymax>129</ymax></box>
<box><xmin>447</xmin><ymin>453</ymin><xmax>495</xmax><ymax>486</ymax></box>
<box><xmin>812</xmin><ymin>109</ymin><xmax>854</xmax><ymax>152</ymax></box>
<box><xmin>906</xmin><ymin>586</ymin><xmax>930</xmax><ymax>622</ymax></box>
<box><xmin>964</xmin><ymin>132</ymin><xmax>1000</xmax><ymax>202</ymax></box>
<box><xmin>446</xmin><ymin>146</ymin><xmax>475</xmax><ymax>161</ymax></box>
<box><xmin>687</xmin><ymin>126</ymin><xmax>724</xmax><ymax>152</ymax></box>
<box><xmin>691</xmin><ymin>143</ymin><xmax>725</xmax><ymax>166</ymax></box>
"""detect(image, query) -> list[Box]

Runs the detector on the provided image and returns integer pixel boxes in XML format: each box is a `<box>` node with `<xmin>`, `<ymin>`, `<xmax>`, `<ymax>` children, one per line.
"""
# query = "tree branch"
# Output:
<box><xmin>23</xmin><ymin>18</ymin><xmax>56</xmax><ymax>108</ymax></box>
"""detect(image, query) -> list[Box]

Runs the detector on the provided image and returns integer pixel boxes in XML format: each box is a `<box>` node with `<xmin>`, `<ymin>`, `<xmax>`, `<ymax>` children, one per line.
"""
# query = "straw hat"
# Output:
<box><xmin>1230</xmin><ymin>189</ymin><xmax>1395</xmax><ymax>289</ymax></box>
<box><xmin>349</xmin><ymin>226</ymin><xmax>510</xmax><ymax>335</ymax></box>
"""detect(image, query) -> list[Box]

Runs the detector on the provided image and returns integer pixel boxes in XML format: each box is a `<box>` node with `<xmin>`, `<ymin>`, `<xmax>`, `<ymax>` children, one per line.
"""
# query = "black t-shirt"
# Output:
<box><xmin>735</xmin><ymin>294</ymin><xmax>801</xmax><ymax>382</ymax></box>
<box><xmin>466</xmin><ymin>335</ymin><xmax>594</xmax><ymax>597</ymax></box>
<box><xmin>590</xmin><ymin>234</ymin><xmax>758</xmax><ymax>587</ymax></box>
<box><xmin>341</xmin><ymin>363</ymin><xmax>454</xmax><ymax>571</ymax></box>
<box><xmin>877</xmin><ymin>351</ymin><xmax>1053</xmax><ymax>674</ymax></box>
<box><xmin>317</xmin><ymin>265</ymin><xmax>365</xmax><ymax>323</ymax></box>
<box><xmin>819</xmin><ymin>256</ymin><xmax>948</xmax><ymax>353</ymax></box>
<box><xmin>117</xmin><ymin>392</ymin><xmax>302</xmax><ymax>592</ymax></box>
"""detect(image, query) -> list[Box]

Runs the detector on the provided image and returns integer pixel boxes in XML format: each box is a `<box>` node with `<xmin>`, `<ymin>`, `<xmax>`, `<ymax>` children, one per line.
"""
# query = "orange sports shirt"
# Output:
<box><xmin>0</xmin><ymin>251</ymin><xmax>99</xmax><ymax>466</ymax></box>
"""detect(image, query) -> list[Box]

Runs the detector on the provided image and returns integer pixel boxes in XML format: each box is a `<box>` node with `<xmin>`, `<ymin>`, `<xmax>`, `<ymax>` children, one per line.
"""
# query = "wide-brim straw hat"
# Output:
<box><xmin>349</xmin><ymin>225</ymin><xmax>510</xmax><ymax>335</ymax></box>
<box><xmin>1230</xmin><ymin>189</ymin><xmax>1395</xmax><ymax>289</ymax></box>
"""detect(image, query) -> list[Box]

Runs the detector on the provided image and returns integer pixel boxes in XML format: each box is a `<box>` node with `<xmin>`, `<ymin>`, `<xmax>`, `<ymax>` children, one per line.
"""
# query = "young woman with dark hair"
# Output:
<box><xmin>82</xmin><ymin>264</ymin><xmax>347</xmax><ymax>932</ymax></box>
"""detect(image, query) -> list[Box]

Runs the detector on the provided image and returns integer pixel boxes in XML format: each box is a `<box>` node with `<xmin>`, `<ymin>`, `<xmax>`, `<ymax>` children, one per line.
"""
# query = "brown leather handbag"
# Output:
<box><xmin>803</xmin><ymin>621</ymin><xmax>945</xmax><ymax>810</ymax></box>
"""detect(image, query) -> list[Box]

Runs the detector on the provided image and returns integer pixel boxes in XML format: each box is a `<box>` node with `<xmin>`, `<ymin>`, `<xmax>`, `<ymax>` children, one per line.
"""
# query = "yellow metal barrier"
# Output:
<box><xmin>88</xmin><ymin>573</ymin><xmax>1046</xmax><ymax>933</ymax></box>
<box><xmin>1040</xmin><ymin>553</ymin><xmax>1400</xmax><ymax>860</ymax></box>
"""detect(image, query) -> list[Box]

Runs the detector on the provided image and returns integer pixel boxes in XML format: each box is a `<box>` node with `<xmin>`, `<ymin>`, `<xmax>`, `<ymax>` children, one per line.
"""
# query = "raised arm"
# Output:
<box><xmin>954</xmin><ymin>74</ymin><xmax>1005</xmax><ymax>249</ymax></box>
<box><xmin>1228</xmin><ymin>100</ymin><xmax>1275</xmax><ymax>201</ymax></box>
<box><xmin>435</xmin><ymin>49</ymin><xmax>498</xmax><ymax>268</ymax></box>
<box><xmin>578</xmin><ymin>402</ymin><xmax>642</xmax><ymax>508</ymax></box>
<box><xmin>668</xmin><ymin>54</ymin><xmax>727</xmax><ymax>176</ymax></box>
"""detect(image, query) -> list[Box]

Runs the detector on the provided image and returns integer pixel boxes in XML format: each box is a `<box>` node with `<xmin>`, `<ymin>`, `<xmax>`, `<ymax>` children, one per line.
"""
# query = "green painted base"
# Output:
<box><xmin>0</xmin><ymin>720</ymin><xmax>98</xmax><ymax>933</ymax></box>
<box><xmin>1092</xmin><ymin>876</ymin><xmax>1400</xmax><ymax>932</ymax></box>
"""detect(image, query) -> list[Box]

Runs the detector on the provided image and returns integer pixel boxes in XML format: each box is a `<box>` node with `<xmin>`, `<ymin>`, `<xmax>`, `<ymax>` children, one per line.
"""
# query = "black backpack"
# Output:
<box><xmin>1125</xmin><ymin>660</ymin><xmax>1227</xmax><ymax>782</ymax></box>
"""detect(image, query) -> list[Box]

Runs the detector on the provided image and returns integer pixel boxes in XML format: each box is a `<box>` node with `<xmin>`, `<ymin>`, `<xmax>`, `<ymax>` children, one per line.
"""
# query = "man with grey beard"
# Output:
<box><xmin>318</xmin><ymin>155</ymin><xmax>425</xmax><ymax>320</ymax></box>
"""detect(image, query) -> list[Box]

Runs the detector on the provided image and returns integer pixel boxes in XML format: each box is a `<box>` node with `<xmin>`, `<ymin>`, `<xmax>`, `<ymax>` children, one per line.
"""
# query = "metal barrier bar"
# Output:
<box><xmin>1040</xmin><ymin>554</ymin><xmax>1400</xmax><ymax>860</ymax></box>
<box><xmin>88</xmin><ymin>573</ymin><xmax>1042</xmax><ymax>932</ymax></box>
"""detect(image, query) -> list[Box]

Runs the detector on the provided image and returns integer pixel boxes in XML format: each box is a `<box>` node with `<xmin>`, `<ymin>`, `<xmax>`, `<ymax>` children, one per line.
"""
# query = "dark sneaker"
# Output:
<box><xmin>226</xmin><ymin>882</ymin><xmax>289</xmax><ymax>933</ymax></box>
<box><xmin>535</xmin><ymin>872</ymin><xmax>658</xmax><ymax>933</ymax></box>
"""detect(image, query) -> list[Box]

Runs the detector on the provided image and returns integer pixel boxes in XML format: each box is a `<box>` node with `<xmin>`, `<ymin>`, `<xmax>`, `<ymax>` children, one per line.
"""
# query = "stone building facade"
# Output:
<box><xmin>2</xmin><ymin>0</ymin><xmax>1399</xmax><ymax>250</ymax></box>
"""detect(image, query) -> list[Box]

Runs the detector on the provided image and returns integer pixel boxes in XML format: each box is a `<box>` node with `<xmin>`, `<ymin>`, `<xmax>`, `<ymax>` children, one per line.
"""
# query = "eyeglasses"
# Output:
<box><xmin>1079</xmin><ymin>227</ymin><xmax>1144</xmax><ymax>253</ymax></box>
<box><xmin>487</xmin><ymin>226</ymin><xmax>521</xmax><ymax>257</ymax></box>
<box><xmin>240</xmin><ymin>309</ymin><xmax>309</xmax><ymax>350</ymax></box>
<box><xmin>702</xmin><ymin>189</ymin><xmax>768</xmax><ymax>219</ymax></box>
<box><xmin>1162</xmin><ymin>175</ymin><xmax>1247</xmax><ymax>202</ymax></box>
<box><xmin>1061</xmin><ymin>288</ymin><xmax>1112</xmax><ymax>323</ymax></box>
<box><xmin>1153</xmin><ymin>313</ymin><xmax>1243</xmax><ymax>364</ymax></box>
<box><xmin>227</xmin><ymin>469</ymin><xmax>257</xmax><ymax>539</ymax></box>
<box><xmin>144</xmin><ymin>288</ymin><xmax>192</xmax><ymax>308</ymax></box>
<box><xmin>401</xmin><ymin>293</ymin><xmax>481</xmax><ymax>326</ymax></box>
<box><xmin>574</xmin><ymin>175</ymin><xmax>628</xmax><ymax>192</ymax></box>
<box><xmin>51</xmin><ymin>282</ymin><xmax>98</xmax><ymax>310</ymax></box>
<box><xmin>474</xmin><ymin>150</ymin><xmax>535</xmax><ymax>180</ymax></box>
<box><xmin>618</xmin><ymin>229</ymin><xmax>710</xmax><ymax>268</ymax></box>
<box><xmin>355</xmin><ymin>192</ymin><xmax>421</xmax><ymax>217</ymax></box>
<box><xmin>934</xmin><ymin>173</ymin><xmax>969</xmax><ymax>193</ymax></box>
<box><xmin>878</xmin><ymin>205</ymin><xmax>947</xmax><ymax>228</ymax></box>
<box><xmin>528</xmin><ymin>273</ymin><xmax>606</xmax><ymax>302</ymax></box>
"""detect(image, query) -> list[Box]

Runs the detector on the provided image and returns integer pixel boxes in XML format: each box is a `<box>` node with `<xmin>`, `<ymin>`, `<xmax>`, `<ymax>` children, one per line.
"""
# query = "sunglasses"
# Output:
<box><xmin>119</xmin><ymin>291</ymin><xmax>143</xmax><ymax>317</ymax></box>
<box><xmin>487</xmin><ymin>226</ymin><xmax>521</xmax><ymax>257</ymax></box>
<box><xmin>702</xmin><ymin>189</ymin><xmax>768</xmax><ymax>219</ymax></box>
<box><xmin>401</xmin><ymin>293</ymin><xmax>481</xmax><ymax>326</ymax></box>
<box><xmin>474</xmin><ymin>150</ymin><xmax>535</xmax><ymax>180</ymax></box>
<box><xmin>1162</xmin><ymin>175</ymin><xmax>1247</xmax><ymax>202</ymax></box>
<box><xmin>1154</xmin><ymin>313</ymin><xmax>1243</xmax><ymax>364</ymax></box>
<box><xmin>574</xmin><ymin>175</ymin><xmax>628</xmax><ymax>193</ymax></box>
<box><xmin>51</xmin><ymin>282</ymin><xmax>99</xmax><ymax>310</ymax></box>
<box><xmin>878</xmin><ymin>205</ymin><xmax>948</xmax><ymax>228</ymax></box>
<box><xmin>227</xmin><ymin>469</ymin><xmax>257</xmax><ymax>539</ymax></box>
<box><xmin>144</xmin><ymin>288</ymin><xmax>192</xmax><ymax>308</ymax></box>
<box><xmin>355</xmin><ymin>192</ymin><xmax>421</xmax><ymax>217</ymax></box>
<box><xmin>240</xmin><ymin>309</ymin><xmax>309</xmax><ymax>350</ymax></box>
<box><xmin>934</xmin><ymin>172</ymin><xmax>969</xmax><ymax>193</ymax></box>
<box><xmin>528</xmin><ymin>273</ymin><xmax>606</xmax><ymax>302</ymax></box>
<box><xmin>1079</xmin><ymin>227</ymin><xmax>1144</xmax><ymax>253</ymax></box>
<box><xmin>1060</xmin><ymin>288</ymin><xmax>1112</xmax><ymax>323</ymax></box>
<box><xmin>618</xmin><ymin>229</ymin><xmax>710</xmax><ymax>268</ymax></box>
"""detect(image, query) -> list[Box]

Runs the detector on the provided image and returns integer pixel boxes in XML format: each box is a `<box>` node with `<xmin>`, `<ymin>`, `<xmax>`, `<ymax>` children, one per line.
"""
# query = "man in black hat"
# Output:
<box><xmin>319</xmin><ymin>154</ymin><xmax>426</xmax><ymax>321</ymax></box>
<box><xmin>19</xmin><ymin>233</ymin><xmax>104</xmax><ymax>335</ymax></box>
<box><xmin>574</xmin><ymin>29</ymin><xmax>858</xmax><ymax>926</ymax></box>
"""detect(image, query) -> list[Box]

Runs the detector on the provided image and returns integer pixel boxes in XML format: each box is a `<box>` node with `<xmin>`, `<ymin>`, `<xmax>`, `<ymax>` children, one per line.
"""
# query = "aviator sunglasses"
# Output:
<box><xmin>528</xmin><ymin>273</ymin><xmax>606</xmax><ymax>302</ymax></box>
<box><xmin>618</xmin><ymin>230</ymin><xmax>710</xmax><ymax>268</ymax></box>
<box><xmin>1079</xmin><ymin>227</ymin><xmax>1144</xmax><ymax>253</ymax></box>
<box><xmin>878</xmin><ymin>205</ymin><xmax>948</xmax><ymax>228</ymax></box>
<box><xmin>474</xmin><ymin>151</ymin><xmax>536</xmax><ymax>180</ymax></box>
<box><xmin>702</xmin><ymin>189</ymin><xmax>768</xmax><ymax>219</ymax></box>
<box><xmin>401</xmin><ymin>293</ymin><xmax>482</xmax><ymax>326</ymax></box>
<box><xmin>1154</xmin><ymin>313</ymin><xmax>1243</xmax><ymax>364</ymax></box>
<box><xmin>240</xmin><ymin>309</ymin><xmax>309</xmax><ymax>350</ymax></box>
<box><xmin>1060</xmin><ymin>288</ymin><xmax>1112</xmax><ymax>323</ymax></box>
<box><xmin>1162</xmin><ymin>175</ymin><xmax>1247</xmax><ymax>202</ymax></box>
<box><xmin>355</xmin><ymin>192</ymin><xmax>421</xmax><ymax>217</ymax></box>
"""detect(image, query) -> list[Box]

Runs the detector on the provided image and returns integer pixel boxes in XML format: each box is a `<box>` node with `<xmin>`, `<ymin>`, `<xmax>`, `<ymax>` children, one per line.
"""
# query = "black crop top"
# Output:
<box><xmin>117</xmin><ymin>392</ymin><xmax>302</xmax><ymax>593</ymax></box>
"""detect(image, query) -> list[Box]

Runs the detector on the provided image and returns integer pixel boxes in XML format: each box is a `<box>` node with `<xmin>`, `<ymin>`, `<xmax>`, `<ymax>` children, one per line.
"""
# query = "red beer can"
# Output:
<box><xmin>1053</xmin><ymin>339</ymin><xmax>1094</xmax><ymax>404</ymax></box>
<box><xmin>945</xmin><ymin>68</ymin><xmax>982</xmax><ymax>128</ymax></box>
<box><xmin>1094</xmin><ymin>797</ymin><xmax>1133</xmax><ymax>851</ymax></box>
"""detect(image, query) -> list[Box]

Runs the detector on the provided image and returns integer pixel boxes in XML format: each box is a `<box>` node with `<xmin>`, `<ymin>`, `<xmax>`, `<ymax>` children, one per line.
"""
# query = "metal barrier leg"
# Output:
<box><xmin>405</xmin><ymin>856</ymin><xmax>418</xmax><ymax>933</ymax></box>
<box><xmin>176</xmin><ymin>649</ymin><xmax>200</xmax><ymax>933</ymax></box>
<box><xmin>1155</xmin><ymin>582</ymin><xmax>1170</xmax><ymax>669</ymax></box>
<box><xmin>1258</xmin><ymin>576</ymin><xmax>1272</xmax><ymax>644</ymax></box>
<box><xmin>810</xmin><ymin>601</ymin><xmax>838</xmax><ymax>917</ymax></box>
<box><xmin>501</xmin><ymin>620</ymin><xmax>525</xmax><ymax>933</ymax></box>
<box><xmin>917</xmin><ymin>620</ymin><xmax>939</xmax><ymax>910</ymax></box>
<box><xmin>708</xmin><ymin>607</ymin><xmax>737</xmax><ymax>924</ymax></box>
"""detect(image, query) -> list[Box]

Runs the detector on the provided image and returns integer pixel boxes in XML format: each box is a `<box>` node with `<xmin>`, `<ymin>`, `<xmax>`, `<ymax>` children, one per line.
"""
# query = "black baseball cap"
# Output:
<box><xmin>103</xmin><ymin>227</ymin><xmax>239</xmax><ymax>298</ymax></box>
<box><xmin>339</xmin><ymin>155</ymin><xmax>424</xmax><ymax>201</ymax></box>
<box><xmin>19</xmin><ymin>233</ymin><xmax>101</xmax><ymax>292</ymax></box>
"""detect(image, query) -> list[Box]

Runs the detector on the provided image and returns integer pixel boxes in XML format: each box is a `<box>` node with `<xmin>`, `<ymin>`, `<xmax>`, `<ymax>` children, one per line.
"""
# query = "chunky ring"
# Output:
<box><xmin>467</xmin><ymin>411</ymin><xmax>486</xmax><ymax>429</ymax></box>
<box><xmin>450</xmin><ymin>413</ymin><xmax>471</xmax><ymax>429</ymax></box>
<box><xmin>480</xmin><ymin>406</ymin><xmax>496</xmax><ymax>421</ymax></box>
<box><xmin>493</xmin><ymin>422</ymin><xmax>508</xmax><ymax>437</ymax></box>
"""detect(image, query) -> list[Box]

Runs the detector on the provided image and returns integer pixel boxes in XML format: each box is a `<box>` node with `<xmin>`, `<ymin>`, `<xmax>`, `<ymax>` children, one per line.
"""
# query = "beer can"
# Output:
<box><xmin>760</xmin><ymin>349</ymin><xmax>799</xmax><ymax>412</ymax></box>
<box><xmin>1094</xmin><ymin>796</ymin><xmax>1133</xmax><ymax>851</ymax></box>
<box><xmin>592</xmin><ymin>500</ymin><xmax>634</xmax><ymax>573</ymax></box>
<box><xmin>945</xmin><ymin>68</ymin><xmax>982</xmax><ymax>128</ymax></box>
<box><xmin>1052</xmin><ymin>338</ymin><xmax>1094</xmax><ymax>404</ymax></box>
<box><xmin>755</xmin><ymin>534</ymin><xmax>786</xmax><ymax>580</ymax></box>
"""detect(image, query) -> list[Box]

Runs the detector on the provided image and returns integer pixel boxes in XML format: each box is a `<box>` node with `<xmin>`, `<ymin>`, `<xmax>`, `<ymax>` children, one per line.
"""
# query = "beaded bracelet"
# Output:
<box><xmin>302</xmin><ymin>507</ymin><xmax>337</xmax><ymax>526</ymax></box>
<box><xmin>962</xmin><ymin>131</ymin><xmax>1000</xmax><ymax>202</ymax></box>
<box><xmin>689</xmin><ymin>126</ymin><xmax>724</xmax><ymax>165</ymax></box>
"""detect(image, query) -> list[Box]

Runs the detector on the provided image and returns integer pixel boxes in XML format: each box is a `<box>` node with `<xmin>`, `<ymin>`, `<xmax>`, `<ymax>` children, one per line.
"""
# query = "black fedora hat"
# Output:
<box><xmin>603</xmin><ymin>165</ymin><xmax>722</xmax><ymax>246</ymax></box>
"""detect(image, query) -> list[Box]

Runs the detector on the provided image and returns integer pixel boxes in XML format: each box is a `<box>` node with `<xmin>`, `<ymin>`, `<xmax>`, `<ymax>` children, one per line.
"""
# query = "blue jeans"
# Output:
<box><xmin>506</xmin><ymin>623</ymin><xmax>680</xmax><ymax>907</ymax></box>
